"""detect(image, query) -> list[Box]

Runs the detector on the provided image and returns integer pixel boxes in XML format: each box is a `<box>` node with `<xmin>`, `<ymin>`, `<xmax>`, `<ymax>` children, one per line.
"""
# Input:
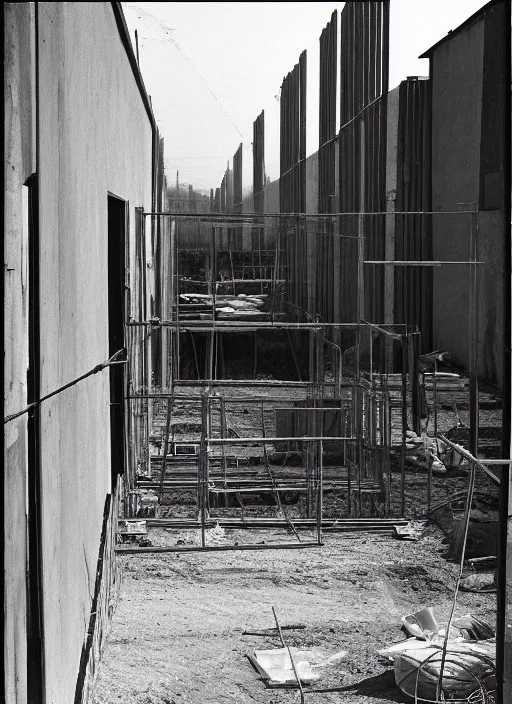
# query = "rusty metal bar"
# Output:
<box><xmin>272</xmin><ymin>606</ymin><xmax>305</xmax><ymax>704</ymax></box>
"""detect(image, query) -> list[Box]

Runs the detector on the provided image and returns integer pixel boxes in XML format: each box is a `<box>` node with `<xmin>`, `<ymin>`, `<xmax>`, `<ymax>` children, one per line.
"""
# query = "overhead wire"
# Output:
<box><xmin>123</xmin><ymin>2</ymin><xmax>247</xmax><ymax>142</ymax></box>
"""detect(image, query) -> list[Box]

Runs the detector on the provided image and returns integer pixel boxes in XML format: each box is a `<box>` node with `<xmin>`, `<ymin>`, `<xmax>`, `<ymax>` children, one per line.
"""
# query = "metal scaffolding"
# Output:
<box><xmin>119</xmin><ymin>209</ymin><xmax>485</xmax><ymax>554</ymax></box>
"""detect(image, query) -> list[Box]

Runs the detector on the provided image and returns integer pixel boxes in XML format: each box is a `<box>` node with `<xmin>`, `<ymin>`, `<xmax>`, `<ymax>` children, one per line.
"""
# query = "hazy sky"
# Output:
<box><xmin>122</xmin><ymin>1</ymin><xmax>487</xmax><ymax>192</ymax></box>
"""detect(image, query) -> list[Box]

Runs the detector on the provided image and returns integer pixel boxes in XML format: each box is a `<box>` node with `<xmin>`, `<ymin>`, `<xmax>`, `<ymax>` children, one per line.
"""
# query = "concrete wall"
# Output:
<box><xmin>430</xmin><ymin>17</ymin><xmax>504</xmax><ymax>386</ymax></box>
<box><xmin>4</xmin><ymin>5</ymin><xmax>37</xmax><ymax>702</ymax></box>
<box><xmin>4</xmin><ymin>3</ymin><xmax>154</xmax><ymax>702</ymax></box>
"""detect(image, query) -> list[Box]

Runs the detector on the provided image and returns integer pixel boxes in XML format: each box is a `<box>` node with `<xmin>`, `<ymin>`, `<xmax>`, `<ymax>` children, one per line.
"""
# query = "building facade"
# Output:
<box><xmin>5</xmin><ymin>3</ymin><xmax>156</xmax><ymax>702</ymax></box>
<box><xmin>420</xmin><ymin>0</ymin><xmax>508</xmax><ymax>389</ymax></box>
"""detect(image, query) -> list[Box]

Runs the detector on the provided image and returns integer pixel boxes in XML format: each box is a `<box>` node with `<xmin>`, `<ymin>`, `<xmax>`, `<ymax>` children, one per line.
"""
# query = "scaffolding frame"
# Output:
<box><xmin>120</xmin><ymin>209</ymin><xmax>484</xmax><ymax>552</ymax></box>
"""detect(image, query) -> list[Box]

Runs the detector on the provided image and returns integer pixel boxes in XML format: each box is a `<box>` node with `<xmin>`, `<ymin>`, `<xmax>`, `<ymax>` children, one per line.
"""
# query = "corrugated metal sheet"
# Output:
<box><xmin>317</xmin><ymin>11</ymin><xmax>337</xmax><ymax>322</ymax></box>
<box><xmin>279</xmin><ymin>51</ymin><xmax>307</xmax><ymax>316</ymax></box>
<box><xmin>338</xmin><ymin>1</ymin><xmax>389</xmax><ymax>332</ymax></box>
<box><xmin>253</xmin><ymin>110</ymin><xmax>265</xmax><ymax>249</ymax></box>
<box><xmin>394</xmin><ymin>77</ymin><xmax>432</xmax><ymax>351</ymax></box>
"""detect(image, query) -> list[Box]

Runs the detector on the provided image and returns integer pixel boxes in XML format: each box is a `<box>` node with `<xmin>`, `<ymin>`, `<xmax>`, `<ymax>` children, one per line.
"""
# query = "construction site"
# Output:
<box><xmin>89</xmin><ymin>201</ymin><xmax>507</xmax><ymax>704</ymax></box>
<box><xmin>95</xmin><ymin>3</ymin><xmax>509</xmax><ymax>703</ymax></box>
<box><xmin>4</xmin><ymin>2</ymin><xmax>510</xmax><ymax>704</ymax></box>
<box><xmin>121</xmin><ymin>206</ymin><xmax>501</xmax><ymax>531</ymax></box>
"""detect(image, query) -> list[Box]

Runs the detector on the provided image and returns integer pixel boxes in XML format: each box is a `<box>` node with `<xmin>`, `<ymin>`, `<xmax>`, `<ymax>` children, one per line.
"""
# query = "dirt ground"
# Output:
<box><xmin>90</xmin><ymin>523</ymin><xmax>497</xmax><ymax>704</ymax></box>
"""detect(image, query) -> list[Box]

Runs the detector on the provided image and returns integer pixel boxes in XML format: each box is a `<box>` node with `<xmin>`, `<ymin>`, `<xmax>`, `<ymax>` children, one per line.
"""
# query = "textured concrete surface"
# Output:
<box><xmin>5</xmin><ymin>3</ymin><xmax>154</xmax><ymax>701</ymax></box>
<box><xmin>4</xmin><ymin>4</ymin><xmax>36</xmax><ymax>701</ymax></box>
<box><xmin>430</xmin><ymin>15</ymin><xmax>504</xmax><ymax>388</ymax></box>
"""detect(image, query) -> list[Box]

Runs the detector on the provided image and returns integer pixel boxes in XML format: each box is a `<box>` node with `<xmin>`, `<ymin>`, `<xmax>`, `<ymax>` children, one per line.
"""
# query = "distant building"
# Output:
<box><xmin>168</xmin><ymin>183</ymin><xmax>211</xmax><ymax>213</ymax></box>
<box><xmin>419</xmin><ymin>0</ymin><xmax>507</xmax><ymax>388</ymax></box>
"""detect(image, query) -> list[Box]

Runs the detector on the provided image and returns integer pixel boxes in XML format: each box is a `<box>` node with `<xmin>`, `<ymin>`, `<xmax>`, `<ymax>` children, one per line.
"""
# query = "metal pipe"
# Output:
<box><xmin>317</xmin><ymin>439</ymin><xmax>323</xmax><ymax>545</ymax></box>
<box><xmin>206</xmin><ymin>436</ymin><xmax>356</xmax><ymax>444</ymax></box>
<box><xmin>116</xmin><ymin>541</ymin><xmax>322</xmax><ymax>554</ymax></box>
<box><xmin>437</xmin><ymin>434</ymin><xmax>500</xmax><ymax>486</ymax></box>
<box><xmin>158</xmin><ymin>396</ymin><xmax>173</xmax><ymax>499</ymax></box>
<box><xmin>400</xmin><ymin>335</ymin><xmax>407</xmax><ymax>516</ymax></box>
<box><xmin>469</xmin><ymin>207</ymin><xmax>479</xmax><ymax>456</ymax></box>
<box><xmin>272</xmin><ymin>606</ymin><xmax>305</xmax><ymax>704</ymax></box>
<box><xmin>364</xmin><ymin>260</ymin><xmax>484</xmax><ymax>266</ymax></box>
<box><xmin>143</xmin><ymin>517</ymin><xmax>408</xmax><ymax>527</ymax></box>
<box><xmin>127</xmin><ymin>321</ymin><xmax>408</xmax><ymax>329</ymax></box>
<box><xmin>200</xmin><ymin>389</ymin><xmax>209</xmax><ymax>547</ymax></box>
<box><xmin>142</xmin><ymin>210</ymin><xmax>479</xmax><ymax>217</ymax></box>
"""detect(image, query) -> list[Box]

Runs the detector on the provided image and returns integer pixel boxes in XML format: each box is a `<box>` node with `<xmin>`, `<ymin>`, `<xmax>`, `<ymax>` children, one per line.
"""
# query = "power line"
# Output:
<box><xmin>123</xmin><ymin>2</ymin><xmax>247</xmax><ymax>142</ymax></box>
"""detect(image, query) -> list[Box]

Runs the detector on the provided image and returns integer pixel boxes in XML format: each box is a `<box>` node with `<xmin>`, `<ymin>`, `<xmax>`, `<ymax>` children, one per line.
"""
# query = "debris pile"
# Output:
<box><xmin>251</xmin><ymin>647</ymin><xmax>347</xmax><ymax>686</ymax></box>
<box><xmin>179</xmin><ymin>293</ymin><xmax>269</xmax><ymax>319</ymax></box>
<box><xmin>379</xmin><ymin>607</ymin><xmax>496</xmax><ymax>703</ymax></box>
<box><xmin>404</xmin><ymin>430</ymin><xmax>463</xmax><ymax>475</ymax></box>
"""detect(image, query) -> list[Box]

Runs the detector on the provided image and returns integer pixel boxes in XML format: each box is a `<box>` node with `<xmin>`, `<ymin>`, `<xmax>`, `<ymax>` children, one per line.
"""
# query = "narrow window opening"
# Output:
<box><xmin>108</xmin><ymin>195</ymin><xmax>127</xmax><ymax>490</ymax></box>
<box><xmin>25</xmin><ymin>174</ymin><xmax>44</xmax><ymax>703</ymax></box>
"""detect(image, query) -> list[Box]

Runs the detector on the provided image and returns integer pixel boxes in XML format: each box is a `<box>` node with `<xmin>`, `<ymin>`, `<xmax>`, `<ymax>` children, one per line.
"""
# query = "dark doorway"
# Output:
<box><xmin>108</xmin><ymin>195</ymin><xmax>127</xmax><ymax>489</ymax></box>
<box><xmin>25</xmin><ymin>174</ymin><xmax>45</xmax><ymax>703</ymax></box>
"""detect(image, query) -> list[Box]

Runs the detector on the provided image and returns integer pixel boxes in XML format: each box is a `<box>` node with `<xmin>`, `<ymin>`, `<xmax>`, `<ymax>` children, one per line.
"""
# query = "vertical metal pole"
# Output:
<box><xmin>317</xmin><ymin>439</ymin><xmax>323</xmax><ymax>545</ymax></box>
<box><xmin>306</xmin><ymin>397</ymin><xmax>313</xmax><ymax>518</ymax></box>
<box><xmin>400</xmin><ymin>335</ymin><xmax>407</xmax><ymax>517</ymax></box>
<box><xmin>384</xmin><ymin>386</ymin><xmax>391</xmax><ymax>517</ymax></box>
<box><xmin>271</xmin><ymin>607</ymin><xmax>305</xmax><ymax>704</ymax></box>
<box><xmin>200</xmin><ymin>389</ymin><xmax>209</xmax><ymax>547</ymax></box>
<box><xmin>433</xmin><ymin>358</ymin><xmax>438</xmax><ymax>438</ymax></box>
<box><xmin>356</xmin><ymin>385</ymin><xmax>363</xmax><ymax>517</ymax></box>
<box><xmin>209</xmin><ymin>226</ymin><xmax>217</xmax><ymax>381</ymax></box>
<box><xmin>220</xmin><ymin>397</ymin><xmax>227</xmax><ymax>502</ymax></box>
<box><xmin>356</xmin><ymin>221</ymin><xmax>365</xmax><ymax>377</ymax></box>
<box><xmin>346</xmin><ymin>408</ymin><xmax>352</xmax><ymax>516</ymax></box>
<box><xmin>355</xmin><ymin>205</ymin><xmax>365</xmax><ymax>517</ymax></box>
<box><xmin>409</xmin><ymin>331</ymin><xmax>421</xmax><ymax>435</ymax></box>
<box><xmin>174</xmin><ymin>218</ymin><xmax>181</xmax><ymax>381</ymax></box>
<box><xmin>158</xmin><ymin>395</ymin><xmax>173</xmax><ymax>499</ymax></box>
<box><xmin>169</xmin><ymin>218</ymin><xmax>176</xmax><ymax>383</ymax></box>
<box><xmin>469</xmin><ymin>207</ymin><xmax>479</xmax><ymax>456</ymax></box>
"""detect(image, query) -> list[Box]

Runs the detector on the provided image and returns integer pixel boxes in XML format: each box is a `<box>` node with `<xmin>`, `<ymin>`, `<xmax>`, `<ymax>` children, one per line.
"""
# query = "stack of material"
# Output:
<box><xmin>404</xmin><ymin>430</ymin><xmax>465</xmax><ymax>474</ymax></box>
<box><xmin>179</xmin><ymin>293</ymin><xmax>269</xmax><ymax>319</ymax></box>
<box><xmin>251</xmin><ymin>647</ymin><xmax>347</xmax><ymax>686</ymax></box>
<box><xmin>379</xmin><ymin>607</ymin><xmax>496</xmax><ymax>703</ymax></box>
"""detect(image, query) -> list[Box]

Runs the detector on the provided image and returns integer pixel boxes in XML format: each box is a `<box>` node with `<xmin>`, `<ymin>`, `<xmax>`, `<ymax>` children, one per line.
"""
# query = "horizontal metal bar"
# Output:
<box><xmin>143</xmin><ymin>210</ymin><xmax>476</xmax><ymax>217</ymax></box>
<box><xmin>139</xmin><ymin>481</ymin><xmax>376</xmax><ymax>489</ymax></box>
<box><xmin>160</xmin><ymin>380</ymin><xmax>340</xmax><ymax>387</ymax></box>
<box><xmin>365</xmin><ymin>261</ymin><xmax>483</xmax><ymax>266</ymax></box>
<box><xmin>127</xmin><ymin>393</ymin><xmax>356</xmax><ymax>400</ymax></box>
<box><xmin>437</xmin><ymin>434</ymin><xmax>501</xmax><ymax>486</ymax></box>
<box><xmin>143</xmin><ymin>518</ymin><xmax>406</xmax><ymax>527</ymax></box>
<box><xmin>126</xmin><ymin>320</ymin><xmax>409</xmax><ymax>329</ymax></box>
<box><xmin>361</xmin><ymin>320</ymin><xmax>402</xmax><ymax>341</ymax></box>
<box><xmin>115</xmin><ymin>541</ymin><xmax>322</xmax><ymax>554</ymax></box>
<box><xmin>179</xmin><ymin>278</ymin><xmax>285</xmax><ymax>284</ymax></box>
<box><xmin>206</xmin><ymin>485</ymin><xmax>353</xmax><ymax>492</ymax></box>
<box><xmin>207</xmin><ymin>436</ymin><xmax>357</xmax><ymax>444</ymax></box>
